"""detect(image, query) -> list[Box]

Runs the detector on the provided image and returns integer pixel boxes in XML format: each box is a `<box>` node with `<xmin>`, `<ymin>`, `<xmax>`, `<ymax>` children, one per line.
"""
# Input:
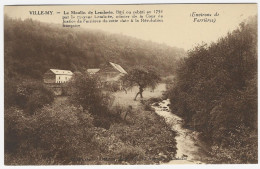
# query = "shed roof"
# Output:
<box><xmin>87</xmin><ymin>69</ymin><xmax>100</xmax><ymax>74</ymax></box>
<box><xmin>109</xmin><ymin>62</ymin><xmax>127</xmax><ymax>74</ymax></box>
<box><xmin>50</xmin><ymin>69</ymin><xmax>73</xmax><ymax>75</ymax></box>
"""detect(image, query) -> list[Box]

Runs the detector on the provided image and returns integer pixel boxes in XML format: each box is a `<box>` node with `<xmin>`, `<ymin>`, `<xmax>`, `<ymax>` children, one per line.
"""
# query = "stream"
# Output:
<box><xmin>152</xmin><ymin>99</ymin><xmax>205</xmax><ymax>164</ymax></box>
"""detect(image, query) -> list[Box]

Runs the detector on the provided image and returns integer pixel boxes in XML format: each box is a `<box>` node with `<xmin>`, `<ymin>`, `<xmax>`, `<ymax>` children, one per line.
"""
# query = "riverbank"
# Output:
<box><xmin>107</xmin><ymin>83</ymin><xmax>177</xmax><ymax>164</ymax></box>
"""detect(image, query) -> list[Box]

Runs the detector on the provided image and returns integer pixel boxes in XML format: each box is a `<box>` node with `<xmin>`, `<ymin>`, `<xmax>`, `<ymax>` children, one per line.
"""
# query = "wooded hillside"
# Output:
<box><xmin>4</xmin><ymin>15</ymin><xmax>185</xmax><ymax>81</ymax></box>
<box><xmin>168</xmin><ymin>16</ymin><xmax>257</xmax><ymax>163</ymax></box>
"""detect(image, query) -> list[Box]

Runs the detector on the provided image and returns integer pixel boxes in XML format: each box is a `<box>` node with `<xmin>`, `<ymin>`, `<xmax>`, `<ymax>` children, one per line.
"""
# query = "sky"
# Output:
<box><xmin>4</xmin><ymin>4</ymin><xmax>257</xmax><ymax>50</ymax></box>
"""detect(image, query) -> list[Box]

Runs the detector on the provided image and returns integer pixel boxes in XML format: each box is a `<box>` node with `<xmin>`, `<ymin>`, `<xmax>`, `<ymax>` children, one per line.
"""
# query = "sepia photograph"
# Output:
<box><xmin>2</xmin><ymin>2</ymin><xmax>258</xmax><ymax>166</ymax></box>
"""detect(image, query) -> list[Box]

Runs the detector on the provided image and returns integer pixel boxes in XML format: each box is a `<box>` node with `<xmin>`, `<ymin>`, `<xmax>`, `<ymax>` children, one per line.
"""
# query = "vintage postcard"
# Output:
<box><xmin>3</xmin><ymin>3</ymin><xmax>258</xmax><ymax>166</ymax></box>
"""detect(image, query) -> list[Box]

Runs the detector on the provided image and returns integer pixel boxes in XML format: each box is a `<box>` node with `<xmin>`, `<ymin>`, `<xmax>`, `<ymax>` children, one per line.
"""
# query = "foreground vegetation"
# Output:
<box><xmin>5</xmin><ymin>73</ymin><xmax>176</xmax><ymax>165</ymax></box>
<box><xmin>168</xmin><ymin>16</ymin><xmax>257</xmax><ymax>163</ymax></box>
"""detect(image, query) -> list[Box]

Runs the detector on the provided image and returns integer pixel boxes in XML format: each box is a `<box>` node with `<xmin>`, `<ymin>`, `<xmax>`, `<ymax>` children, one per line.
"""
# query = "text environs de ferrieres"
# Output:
<box><xmin>191</xmin><ymin>12</ymin><xmax>217</xmax><ymax>23</ymax></box>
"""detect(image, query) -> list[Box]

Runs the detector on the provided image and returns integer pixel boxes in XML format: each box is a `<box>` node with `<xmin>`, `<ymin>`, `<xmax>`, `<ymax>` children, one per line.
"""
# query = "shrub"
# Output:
<box><xmin>4</xmin><ymin>78</ymin><xmax>18</xmax><ymax>109</ymax></box>
<box><xmin>33</xmin><ymin>104</ymin><xmax>95</xmax><ymax>163</ymax></box>
<box><xmin>67</xmin><ymin>72</ymin><xmax>111</xmax><ymax>114</ymax></box>
<box><xmin>93</xmin><ymin>116</ymin><xmax>112</xmax><ymax>130</ymax></box>
<box><xmin>209</xmin><ymin>124</ymin><xmax>258</xmax><ymax>164</ymax></box>
<box><xmin>5</xmin><ymin>107</ymin><xmax>25</xmax><ymax>153</ymax></box>
<box><xmin>114</xmin><ymin>146</ymin><xmax>146</xmax><ymax>162</ymax></box>
<box><xmin>140</xmin><ymin>100</ymin><xmax>154</xmax><ymax>111</ymax></box>
<box><xmin>148</xmin><ymin>97</ymin><xmax>162</xmax><ymax>104</ymax></box>
<box><xmin>67</xmin><ymin>72</ymin><xmax>120</xmax><ymax>129</ymax></box>
<box><xmin>5</xmin><ymin>80</ymin><xmax>54</xmax><ymax>115</ymax></box>
<box><xmin>25</xmin><ymin>88</ymin><xmax>54</xmax><ymax>115</ymax></box>
<box><xmin>103</xmin><ymin>82</ymin><xmax>121</xmax><ymax>92</ymax></box>
<box><xmin>5</xmin><ymin>103</ymin><xmax>96</xmax><ymax>164</ymax></box>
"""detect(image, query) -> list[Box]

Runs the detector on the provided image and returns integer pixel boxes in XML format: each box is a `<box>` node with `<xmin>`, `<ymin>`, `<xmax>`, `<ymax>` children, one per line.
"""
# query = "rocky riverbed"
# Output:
<box><xmin>152</xmin><ymin>99</ymin><xmax>205</xmax><ymax>164</ymax></box>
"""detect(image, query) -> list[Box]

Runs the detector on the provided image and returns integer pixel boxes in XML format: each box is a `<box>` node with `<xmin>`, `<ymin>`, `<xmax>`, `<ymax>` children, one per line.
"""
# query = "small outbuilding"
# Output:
<box><xmin>87</xmin><ymin>69</ymin><xmax>100</xmax><ymax>75</ymax></box>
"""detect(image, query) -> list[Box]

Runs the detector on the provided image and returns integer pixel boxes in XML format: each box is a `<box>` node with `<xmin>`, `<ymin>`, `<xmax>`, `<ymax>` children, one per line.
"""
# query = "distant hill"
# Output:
<box><xmin>4</xmin><ymin>15</ymin><xmax>186</xmax><ymax>80</ymax></box>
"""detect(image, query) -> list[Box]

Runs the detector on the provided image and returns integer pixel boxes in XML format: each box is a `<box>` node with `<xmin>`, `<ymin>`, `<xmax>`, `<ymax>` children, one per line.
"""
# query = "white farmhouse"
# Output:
<box><xmin>43</xmin><ymin>69</ymin><xmax>73</xmax><ymax>84</ymax></box>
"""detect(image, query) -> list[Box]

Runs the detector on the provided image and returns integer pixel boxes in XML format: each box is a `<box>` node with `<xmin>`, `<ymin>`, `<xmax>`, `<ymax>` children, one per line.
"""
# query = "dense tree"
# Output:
<box><xmin>66</xmin><ymin>72</ymin><xmax>117</xmax><ymax>129</ymax></box>
<box><xmin>168</xmin><ymin>16</ymin><xmax>257</xmax><ymax>163</ymax></box>
<box><xmin>121</xmin><ymin>66</ymin><xmax>161</xmax><ymax>100</ymax></box>
<box><xmin>66</xmin><ymin>72</ymin><xmax>111</xmax><ymax>113</ymax></box>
